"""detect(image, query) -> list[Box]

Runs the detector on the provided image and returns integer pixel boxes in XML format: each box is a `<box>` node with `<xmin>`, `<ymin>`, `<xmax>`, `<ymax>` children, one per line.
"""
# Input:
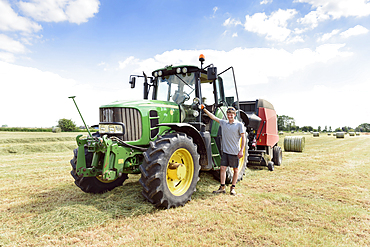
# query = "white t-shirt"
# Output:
<box><xmin>219</xmin><ymin>119</ymin><xmax>245</xmax><ymax>155</ymax></box>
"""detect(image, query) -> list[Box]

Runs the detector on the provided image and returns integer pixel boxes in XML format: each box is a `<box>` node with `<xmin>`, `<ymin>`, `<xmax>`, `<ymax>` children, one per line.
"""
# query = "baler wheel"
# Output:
<box><xmin>268</xmin><ymin>161</ymin><xmax>274</xmax><ymax>171</ymax></box>
<box><xmin>139</xmin><ymin>132</ymin><xmax>200</xmax><ymax>209</ymax></box>
<box><xmin>272</xmin><ymin>146</ymin><xmax>282</xmax><ymax>166</ymax></box>
<box><xmin>70</xmin><ymin>147</ymin><xmax>128</xmax><ymax>194</ymax></box>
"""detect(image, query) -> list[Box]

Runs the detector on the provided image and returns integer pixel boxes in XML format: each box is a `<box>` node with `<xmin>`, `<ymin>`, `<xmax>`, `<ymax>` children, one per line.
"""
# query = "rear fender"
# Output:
<box><xmin>157</xmin><ymin>123</ymin><xmax>212</xmax><ymax>170</ymax></box>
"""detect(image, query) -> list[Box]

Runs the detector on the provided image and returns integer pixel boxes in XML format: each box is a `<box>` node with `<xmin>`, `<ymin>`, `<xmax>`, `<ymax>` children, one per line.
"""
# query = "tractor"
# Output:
<box><xmin>70</xmin><ymin>55</ymin><xmax>280</xmax><ymax>208</ymax></box>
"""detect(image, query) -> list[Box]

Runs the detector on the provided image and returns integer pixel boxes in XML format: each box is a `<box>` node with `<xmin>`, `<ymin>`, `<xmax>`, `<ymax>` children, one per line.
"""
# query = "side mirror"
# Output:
<box><xmin>129</xmin><ymin>77</ymin><xmax>136</xmax><ymax>88</ymax></box>
<box><xmin>207</xmin><ymin>67</ymin><xmax>217</xmax><ymax>80</ymax></box>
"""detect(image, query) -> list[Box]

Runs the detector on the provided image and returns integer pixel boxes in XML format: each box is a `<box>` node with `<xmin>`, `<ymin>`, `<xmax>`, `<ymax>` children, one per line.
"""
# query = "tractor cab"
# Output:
<box><xmin>129</xmin><ymin>55</ymin><xmax>242</xmax><ymax>132</ymax></box>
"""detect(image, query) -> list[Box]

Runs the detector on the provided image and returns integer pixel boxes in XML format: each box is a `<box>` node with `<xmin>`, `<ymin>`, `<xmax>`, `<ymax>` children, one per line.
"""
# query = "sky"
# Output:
<box><xmin>0</xmin><ymin>0</ymin><xmax>369</xmax><ymax>130</ymax></box>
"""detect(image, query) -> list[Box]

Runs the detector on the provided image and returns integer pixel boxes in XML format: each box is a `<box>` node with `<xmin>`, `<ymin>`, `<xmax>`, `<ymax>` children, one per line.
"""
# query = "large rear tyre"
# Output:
<box><xmin>213</xmin><ymin>133</ymin><xmax>248</xmax><ymax>184</ymax></box>
<box><xmin>70</xmin><ymin>146</ymin><xmax>128</xmax><ymax>194</ymax></box>
<box><xmin>272</xmin><ymin>145</ymin><xmax>282</xmax><ymax>166</ymax></box>
<box><xmin>139</xmin><ymin>133</ymin><xmax>200</xmax><ymax>209</ymax></box>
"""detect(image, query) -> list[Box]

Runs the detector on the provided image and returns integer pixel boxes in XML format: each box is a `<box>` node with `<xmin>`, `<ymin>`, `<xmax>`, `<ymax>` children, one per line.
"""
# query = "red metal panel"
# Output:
<box><xmin>256</xmin><ymin>107</ymin><xmax>279</xmax><ymax>147</ymax></box>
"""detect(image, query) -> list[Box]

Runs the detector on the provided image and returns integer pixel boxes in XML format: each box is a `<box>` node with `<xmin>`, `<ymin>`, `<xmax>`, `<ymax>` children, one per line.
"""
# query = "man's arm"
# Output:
<box><xmin>201</xmin><ymin>104</ymin><xmax>220</xmax><ymax>123</ymax></box>
<box><xmin>238</xmin><ymin>132</ymin><xmax>246</xmax><ymax>159</ymax></box>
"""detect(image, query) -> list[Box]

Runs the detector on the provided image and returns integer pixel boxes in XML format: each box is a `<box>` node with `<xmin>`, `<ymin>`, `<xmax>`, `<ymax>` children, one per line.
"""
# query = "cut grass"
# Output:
<box><xmin>0</xmin><ymin>132</ymin><xmax>369</xmax><ymax>246</ymax></box>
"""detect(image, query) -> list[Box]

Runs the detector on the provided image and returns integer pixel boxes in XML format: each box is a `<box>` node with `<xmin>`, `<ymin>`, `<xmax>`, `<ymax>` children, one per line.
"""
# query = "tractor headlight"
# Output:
<box><xmin>158</xmin><ymin>70</ymin><xmax>163</xmax><ymax>76</ymax></box>
<box><xmin>99</xmin><ymin>123</ymin><xmax>125</xmax><ymax>135</ymax></box>
<box><xmin>176</xmin><ymin>68</ymin><xmax>181</xmax><ymax>74</ymax></box>
<box><xmin>182</xmin><ymin>67</ymin><xmax>187</xmax><ymax>73</ymax></box>
<box><xmin>154</xmin><ymin>71</ymin><xmax>158</xmax><ymax>77</ymax></box>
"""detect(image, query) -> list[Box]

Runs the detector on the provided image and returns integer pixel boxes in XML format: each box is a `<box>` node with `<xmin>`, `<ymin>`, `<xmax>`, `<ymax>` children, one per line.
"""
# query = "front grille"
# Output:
<box><xmin>100</xmin><ymin>107</ymin><xmax>142</xmax><ymax>141</ymax></box>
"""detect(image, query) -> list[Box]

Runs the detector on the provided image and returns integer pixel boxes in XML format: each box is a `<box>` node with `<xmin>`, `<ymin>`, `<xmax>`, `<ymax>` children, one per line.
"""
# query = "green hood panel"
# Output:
<box><xmin>99</xmin><ymin>100</ymin><xmax>181</xmax><ymax>146</ymax></box>
<box><xmin>100</xmin><ymin>99</ymin><xmax>178</xmax><ymax>109</ymax></box>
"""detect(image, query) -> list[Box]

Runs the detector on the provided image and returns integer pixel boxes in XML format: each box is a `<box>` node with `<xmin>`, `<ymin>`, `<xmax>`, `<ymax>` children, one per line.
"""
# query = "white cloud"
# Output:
<box><xmin>223</xmin><ymin>18</ymin><xmax>242</xmax><ymax>26</ymax></box>
<box><xmin>0</xmin><ymin>0</ymin><xmax>42</xmax><ymax>33</ymax></box>
<box><xmin>0</xmin><ymin>61</ymin><xmax>124</xmax><ymax>127</ymax></box>
<box><xmin>118</xmin><ymin>56</ymin><xmax>139</xmax><ymax>69</ymax></box>
<box><xmin>0</xmin><ymin>34</ymin><xmax>27</xmax><ymax>54</ymax></box>
<box><xmin>297</xmin><ymin>0</ymin><xmax>370</xmax><ymax>29</ymax></box>
<box><xmin>18</xmin><ymin>0</ymin><xmax>100</xmax><ymax>24</ymax></box>
<box><xmin>0</xmin><ymin>52</ymin><xmax>16</xmax><ymax>63</ymax></box>
<box><xmin>244</xmin><ymin>9</ymin><xmax>298</xmax><ymax>42</ymax></box>
<box><xmin>213</xmin><ymin>6</ymin><xmax>218</xmax><ymax>15</ymax></box>
<box><xmin>0</xmin><ymin>44</ymin><xmax>355</xmax><ymax>127</ymax></box>
<box><xmin>232</xmin><ymin>32</ymin><xmax>238</xmax><ymax>38</ymax></box>
<box><xmin>260</xmin><ymin>0</ymin><xmax>273</xmax><ymax>4</ymax></box>
<box><xmin>340</xmin><ymin>25</ymin><xmax>369</xmax><ymax>38</ymax></box>
<box><xmin>317</xmin><ymin>29</ymin><xmax>340</xmax><ymax>42</ymax></box>
<box><xmin>128</xmin><ymin>45</ymin><xmax>352</xmax><ymax>86</ymax></box>
<box><xmin>297</xmin><ymin>8</ymin><xmax>330</xmax><ymax>29</ymax></box>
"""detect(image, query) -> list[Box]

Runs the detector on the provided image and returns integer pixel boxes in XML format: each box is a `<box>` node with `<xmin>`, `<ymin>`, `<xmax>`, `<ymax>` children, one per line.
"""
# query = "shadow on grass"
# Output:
<box><xmin>9</xmin><ymin>168</ymin><xmax>272</xmax><ymax>236</ymax></box>
<box><xmin>10</xmin><ymin>172</ymin><xmax>222</xmax><ymax>220</ymax></box>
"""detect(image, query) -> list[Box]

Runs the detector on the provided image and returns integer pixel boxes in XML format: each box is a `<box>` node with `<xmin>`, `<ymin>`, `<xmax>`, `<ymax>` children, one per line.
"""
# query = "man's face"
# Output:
<box><xmin>227</xmin><ymin>112</ymin><xmax>235</xmax><ymax>122</ymax></box>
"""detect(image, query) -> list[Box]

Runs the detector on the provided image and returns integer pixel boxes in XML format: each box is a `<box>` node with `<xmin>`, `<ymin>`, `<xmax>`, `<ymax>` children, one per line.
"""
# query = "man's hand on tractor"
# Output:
<box><xmin>238</xmin><ymin>149</ymin><xmax>244</xmax><ymax>159</ymax></box>
<box><xmin>199</xmin><ymin>104</ymin><xmax>205</xmax><ymax>110</ymax></box>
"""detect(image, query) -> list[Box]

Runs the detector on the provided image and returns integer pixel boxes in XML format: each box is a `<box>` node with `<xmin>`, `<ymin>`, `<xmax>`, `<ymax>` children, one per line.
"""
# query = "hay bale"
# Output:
<box><xmin>313</xmin><ymin>132</ymin><xmax>320</xmax><ymax>137</ymax></box>
<box><xmin>349</xmin><ymin>132</ymin><xmax>355</xmax><ymax>136</ymax></box>
<box><xmin>52</xmin><ymin>127</ymin><xmax>61</xmax><ymax>133</ymax></box>
<box><xmin>284</xmin><ymin>136</ymin><xmax>305</xmax><ymax>152</ymax></box>
<box><xmin>279</xmin><ymin>131</ymin><xmax>284</xmax><ymax>135</ymax></box>
<box><xmin>336</xmin><ymin>132</ymin><xmax>345</xmax><ymax>138</ymax></box>
<box><xmin>327</xmin><ymin>133</ymin><xmax>331</xmax><ymax>136</ymax></box>
<box><xmin>356</xmin><ymin>132</ymin><xmax>360</xmax><ymax>136</ymax></box>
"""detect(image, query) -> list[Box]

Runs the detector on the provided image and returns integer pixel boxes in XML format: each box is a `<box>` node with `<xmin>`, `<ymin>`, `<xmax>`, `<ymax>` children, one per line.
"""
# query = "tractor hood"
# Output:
<box><xmin>100</xmin><ymin>99</ymin><xmax>179</xmax><ymax>109</ymax></box>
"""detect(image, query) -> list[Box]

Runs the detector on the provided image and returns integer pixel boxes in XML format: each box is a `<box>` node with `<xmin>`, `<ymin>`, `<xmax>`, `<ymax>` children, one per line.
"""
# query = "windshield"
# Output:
<box><xmin>156</xmin><ymin>73</ymin><xmax>196</xmax><ymax>104</ymax></box>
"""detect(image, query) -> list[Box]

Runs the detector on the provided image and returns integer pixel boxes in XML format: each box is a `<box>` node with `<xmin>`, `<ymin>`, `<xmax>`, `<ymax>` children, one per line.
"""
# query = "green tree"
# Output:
<box><xmin>57</xmin><ymin>118</ymin><xmax>77</xmax><ymax>132</ymax></box>
<box><xmin>301</xmin><ymin>126</ymin><xmax>313</xmax><ymax>132</ymax></box>
<box><xmin>357</xmin><ymin>123</ymin><xmax>370</xmax><ymax>132</ymax></box>
<box><xmin>277</xmin><ymin>115</ymin><xmax>295</xmax><ymax>131</ymax></box>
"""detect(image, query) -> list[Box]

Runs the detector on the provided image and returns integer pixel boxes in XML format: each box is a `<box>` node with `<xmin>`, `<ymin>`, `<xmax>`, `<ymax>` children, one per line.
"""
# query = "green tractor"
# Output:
<box><xmin>70</xmin><ymin>55</ymin><xmax>249</xmax><ymax>208</ymax></box>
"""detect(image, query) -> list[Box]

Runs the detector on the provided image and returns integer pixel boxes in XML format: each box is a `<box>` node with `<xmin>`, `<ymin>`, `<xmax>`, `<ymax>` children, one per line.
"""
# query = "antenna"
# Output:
<box><xmin>68</xmin><ymin>96</ymin><xmax>92</xmax><ymax>137</ymax></box>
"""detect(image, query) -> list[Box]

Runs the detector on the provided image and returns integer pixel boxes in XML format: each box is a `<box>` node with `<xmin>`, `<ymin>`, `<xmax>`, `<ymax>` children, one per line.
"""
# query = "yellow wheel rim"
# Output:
<box><xmin>166</xmin><ymin>148</ymin><xmax>194</xmax><ymax>196</ymax></box>
<box><xmin>238</xmin><ymin>136</ymin><xmax>246</xmax><ymax>170</ymax></box>
<box><xmin>96</xmin><ymin>175</ymin><xmax>118</xmax><ymax>183</ymax></box>
<box><xmin>230</xmin><ymin>136</ymin><xmax>246</xmax><ymax>177</ymax></box>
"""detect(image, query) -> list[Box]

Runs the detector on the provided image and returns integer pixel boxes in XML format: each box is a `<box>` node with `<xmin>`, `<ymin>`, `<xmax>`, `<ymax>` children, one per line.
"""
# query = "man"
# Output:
<box><xmin>201</xmin><ymin>104</ymin><xmax>246</xmax><ymax>195</ymax></box>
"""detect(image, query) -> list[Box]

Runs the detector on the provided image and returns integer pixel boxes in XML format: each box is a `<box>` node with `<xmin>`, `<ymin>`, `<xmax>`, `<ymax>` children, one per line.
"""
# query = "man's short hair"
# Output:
<box><xmin>227</xmin><ymin>107</ymin><xmax>236</xmax><ymax>114</ymax></box>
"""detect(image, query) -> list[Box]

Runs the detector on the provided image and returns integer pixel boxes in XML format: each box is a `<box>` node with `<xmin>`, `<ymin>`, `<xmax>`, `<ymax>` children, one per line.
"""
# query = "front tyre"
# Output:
<box><xmin>70</xmin><ymin>147</ymin><xmax>128</xmax><ymax>194</ymax></box>
<box><xmin>139</xmin><ymin>133</ymin><xmax>200</xmax><ymax>209</ymax></box>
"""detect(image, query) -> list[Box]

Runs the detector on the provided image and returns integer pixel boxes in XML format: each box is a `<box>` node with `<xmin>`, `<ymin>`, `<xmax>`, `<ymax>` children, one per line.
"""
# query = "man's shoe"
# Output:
<box><xmin>213</xmin><ymin>185</ymin><xmax>226</xmax><ymax>194</ymax></box>
<box><xmin>230</xmin><ymin>186</ymin><xmax>236</xmax><ymax>196</ymax></box>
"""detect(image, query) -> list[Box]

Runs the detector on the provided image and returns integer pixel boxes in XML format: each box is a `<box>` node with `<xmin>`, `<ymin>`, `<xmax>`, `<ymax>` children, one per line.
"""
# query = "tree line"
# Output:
<box><xmin>277</xmin><ymin>115</ymin><xmax>370</xmax><ymax>132</ymax></box>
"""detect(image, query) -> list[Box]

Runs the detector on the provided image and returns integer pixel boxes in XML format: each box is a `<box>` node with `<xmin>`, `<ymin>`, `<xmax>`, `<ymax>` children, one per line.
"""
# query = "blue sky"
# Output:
<box><xmin>1</xmin><ymin>0</ymin><xmax>369</xmax><ymax>129</ymax></box>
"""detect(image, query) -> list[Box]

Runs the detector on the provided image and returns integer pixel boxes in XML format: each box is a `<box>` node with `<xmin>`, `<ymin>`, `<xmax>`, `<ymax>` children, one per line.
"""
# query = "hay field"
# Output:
<box><xmin>0</xmin><ymin>131</ymin><xmax>369</xmax><ymax>246</ymax></box>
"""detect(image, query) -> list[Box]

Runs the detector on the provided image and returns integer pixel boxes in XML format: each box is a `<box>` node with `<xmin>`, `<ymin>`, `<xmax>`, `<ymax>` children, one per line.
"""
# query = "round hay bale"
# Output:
<box><xmin>52</xmin><ymin>127</ymin><xmax>61</xmax><ymax>133</ymax></box>
<box><xmin>333</xmin><ymin>133</ymin><xmax>336</xmax><ymax>136</ymax></box>
<box><xmin>349</xmin><ymin>132</ymin><xmax>355</xmax><ymax>136</ymax></box>
<box><xmin>336</xmin><ymin>132</ymin><xmax>345</xmax><ymax>138</ymax></box>
<box><xmin>356</xmin><ymin>132</ymin><xmax>360</xmax><ymax>136</ymax></box>
<box><xmin>313</xmin><ymin>132</ymin><xmax>320</xmax><ymax>137</ymax></box>
<box><xmin>279</xmin><ymin>131</ymin><xmax>284</xmax><ymax>135</ymax></box>
<box><xmin>327</xmin><ymin>133</ymin><xmax>331</xmax><ymax>136</ymax></box>
<box><xmin>284</xmin><ymin>136</ymin><xmax>305</xmax><ymax>152</ymax></box>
